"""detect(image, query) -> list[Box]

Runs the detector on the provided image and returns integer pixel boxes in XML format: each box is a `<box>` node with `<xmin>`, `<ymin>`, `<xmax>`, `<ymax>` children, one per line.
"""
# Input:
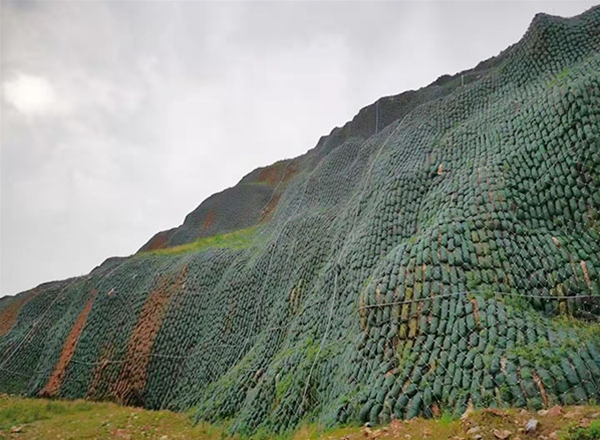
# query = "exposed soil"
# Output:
<box><xmin>86</xmin><ymin>341</ymin><xmax>116</xmax><ymax>400</ymax></box>
<box><xmin>112</xmin><ymin>266</ymin><xmax>188</xmax><ymax>406</ymax></box>
<box><xmin>143</xmin><ymin>231</ymin><xmax>170</xmax><ymax>251</ymax></box>
<box><xmin>39</xmin><ymin>289</ymin><xmax>98</xmax><ymax>397</ymax></box>
<box><xmin>258</xmin><ymin>160</ymin><xmax>299</xmax><ymax>186</ymax></box>
<box><xmin>202</xmin><ymin>211</ymin><xmax>216</xmax><ymax>232</ymax></box>
<box><xmin>259</xmin><ymin>194</ymin><xmax>281</xmax><ymax>223</ymax></box>
<box><xmin>0</xmin><ymin>290</ymin><xmax>38</xmax><ymax>336</ymax></box>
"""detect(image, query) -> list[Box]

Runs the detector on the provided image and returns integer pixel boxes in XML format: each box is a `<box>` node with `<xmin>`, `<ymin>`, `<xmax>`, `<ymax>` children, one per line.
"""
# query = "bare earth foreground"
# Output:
<box><xmin>1</xmin><ymin>395</ymin><xmax>600</xmax><ymax>440</ymax></box>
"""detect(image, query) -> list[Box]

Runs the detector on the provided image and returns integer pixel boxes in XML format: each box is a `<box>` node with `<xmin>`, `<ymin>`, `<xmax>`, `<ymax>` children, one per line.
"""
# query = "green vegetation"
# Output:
<box><xmin>508</xmin><ymin>312</ymin><xmax>600</xmax><ymax>368</ymax></box>
<box><xmin>142</xmin><ymin>226</ymin><xmax>259</xmax><ymax>256</ymax></box>
<box><xmin>0</xmin><ymin>395</ymin><xmax>368</xmax><ymax>439</ymax></box>
<box><xmin>0</xmin><ymin>394</ymin><xmax>230</xmax><ymax>439</ymax></box>
<box><xmin>6</xmin><ymin>395</ymin><xmax>600</xmax><ymax>440</ymax></box>
<box><xmin>1</xmin><ymin>6</ymin><xmax>599</xmax><ymax>437</ymax></box>
<box><xmin>561</xmin><ymin>419</ymin><xmax>600</xmax><ymax>440</ymax></box>
<box><xmin>548</xmin><ymin>66</ymin><xmax>571</xmax><ymax>88</ymax></box>
<box><xmin>0</xmin><ymin>397</ymin><xmax>94</xmax><ymax>430</ymax></box>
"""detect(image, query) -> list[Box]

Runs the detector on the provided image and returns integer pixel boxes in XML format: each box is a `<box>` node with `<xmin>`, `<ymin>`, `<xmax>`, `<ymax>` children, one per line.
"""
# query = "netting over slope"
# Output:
<box><xmin>1</xmin><ymin>7</ymin><xmax>599</xmax><ymax>436</ymax></box>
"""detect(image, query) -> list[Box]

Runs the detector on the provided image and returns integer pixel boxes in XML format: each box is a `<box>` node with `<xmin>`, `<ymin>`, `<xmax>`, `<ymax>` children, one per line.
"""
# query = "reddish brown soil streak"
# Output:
<box><xmin>112</xmin><ymin>266</ymin><xmax>188</xmax><ymax>405</ymax></box>
<box><xmin>39</xmin><ymin>289</ymin><xmax>98</xmax><ymax>397</ymax></box>
<box><xmin>0</xmin><ymin>290</ymin><xmax>38</xmax><ymax>337</ymax></box>
<box><xmin>144</xmin><ymin>231</ymin><xmax>170</xmax><ymax>251</ymax></box>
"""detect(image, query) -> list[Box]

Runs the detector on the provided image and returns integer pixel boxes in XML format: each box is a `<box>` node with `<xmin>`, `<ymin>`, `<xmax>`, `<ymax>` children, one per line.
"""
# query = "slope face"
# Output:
<box><xmin>1</xmin><ymin>6</ymin><xmax>599</xmax><ymax>435</ymax></box>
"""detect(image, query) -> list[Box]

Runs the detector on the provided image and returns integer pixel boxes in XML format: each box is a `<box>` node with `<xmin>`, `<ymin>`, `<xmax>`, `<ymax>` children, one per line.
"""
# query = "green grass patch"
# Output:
<box><xmin>561</xmin><ymin>419</ymin><xmax>600</xmax><ymax>440</ymax></box>
<box><xmin>0</xmin><ymin>395</ymin><xmax>94</xmax><ymax>430</ymax></box>
<box><xmin>142</xmin><ymin>226</ymin><xmax>259</xmax><ymax>256</ymax></box>
<box><xmin>5</xmin><ymin>394</ymin><xmax>600</xmax><ymax>440</ymax></box>
<box><xmin>0</xmin><ymin>394</ymin><xmax>233</xmax><ymax>439</ymax></box>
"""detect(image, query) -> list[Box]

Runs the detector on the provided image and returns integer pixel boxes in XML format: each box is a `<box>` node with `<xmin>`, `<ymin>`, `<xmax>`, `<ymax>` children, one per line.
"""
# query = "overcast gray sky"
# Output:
<box><xmin>1</xmin><ymin>0</ymin><xmax>597</xmax><ymax>297</ymax></box>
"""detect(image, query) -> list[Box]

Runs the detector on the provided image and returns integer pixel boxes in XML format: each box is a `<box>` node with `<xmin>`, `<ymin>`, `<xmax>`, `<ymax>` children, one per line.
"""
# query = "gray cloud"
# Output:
<box><xmin>1</xmin><ymin>0</ymin><xmax>597</xmax><ymax>296</ymax></box>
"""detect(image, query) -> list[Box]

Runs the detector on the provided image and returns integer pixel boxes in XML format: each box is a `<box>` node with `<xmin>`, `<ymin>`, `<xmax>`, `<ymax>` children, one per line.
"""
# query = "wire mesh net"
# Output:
<box><xmin>0</xmin><ymin>6</ymin><xmax>599</xmax><ymax>437</ymax></box>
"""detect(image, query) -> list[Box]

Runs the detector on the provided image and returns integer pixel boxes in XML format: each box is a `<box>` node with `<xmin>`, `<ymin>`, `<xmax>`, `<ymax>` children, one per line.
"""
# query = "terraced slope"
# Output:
<box><xmin>1</xmin><ymin>6</ymin><xmax>599</xmax><ymax>436</ymax></box>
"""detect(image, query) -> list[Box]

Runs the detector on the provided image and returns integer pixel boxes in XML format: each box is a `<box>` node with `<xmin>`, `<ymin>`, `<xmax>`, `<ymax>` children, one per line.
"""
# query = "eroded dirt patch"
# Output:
<box><xmin>202</xmin><ymin>211</ymin><xmax>216</xmax><ymax>232</ymax></box>
<box><xmin>258</xmin><ymin>160</ymin><xmax>299</xmax><ymax>186</ymax></box>
<box><xmin>86</xmin><ymin>342</ymin><xmax>116</xmax><ymax>400</ymax></box>
<box><xmin>39</xmin><ymin>289</ymin><xmax>98</xmax><ymax>397</ymax></box>
<box><xmin>112</xmin><ymin>266</ymin><xmax>188</xmax><ymax>406</ymax></box>
<box><xmin>259</xmin><ymin>194</ymin><xmax>281</xmax><ymax>223</ymax></box>
<box><xmin>0</xmin><ymin>290</ymin><xmax>38</xmax><ymax>337</ymax></box>
<box><xmin>143</xmin><ymin>231</ymin><xmax>170</xmax><ymax>251</ymax></box>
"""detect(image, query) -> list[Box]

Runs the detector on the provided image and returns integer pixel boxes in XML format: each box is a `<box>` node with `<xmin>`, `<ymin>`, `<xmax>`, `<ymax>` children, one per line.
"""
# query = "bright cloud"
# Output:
<box><xmin>3</xmin><ymin>73</ymin><xmax>57</xmax><ymax>115</ymax></box>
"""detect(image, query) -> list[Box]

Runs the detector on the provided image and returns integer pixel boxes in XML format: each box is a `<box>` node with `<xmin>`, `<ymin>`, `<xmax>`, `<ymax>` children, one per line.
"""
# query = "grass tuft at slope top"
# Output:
<box><xmin>141</xmin><ymin>226</ymin><xmax>259</xmax><ymax>256</ymax></box>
